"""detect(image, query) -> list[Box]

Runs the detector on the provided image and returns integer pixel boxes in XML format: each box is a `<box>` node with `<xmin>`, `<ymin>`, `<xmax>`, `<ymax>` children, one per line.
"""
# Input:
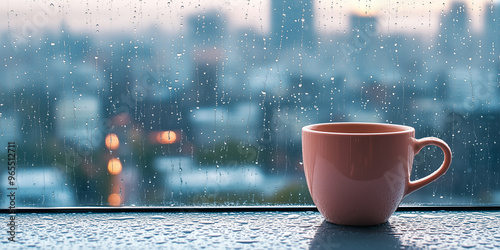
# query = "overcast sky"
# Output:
<box><xmin>1</xmin><ymin>0</ymin><xmax>497</xmax><ymax>36</ymax></box>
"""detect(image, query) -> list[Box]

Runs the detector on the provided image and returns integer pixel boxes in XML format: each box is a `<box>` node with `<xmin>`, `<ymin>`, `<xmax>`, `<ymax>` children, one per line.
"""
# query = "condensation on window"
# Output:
<box><xmin>0</xmin><ymin>0</ymin><xmax>498</xmax><ymax>207</ymax></box>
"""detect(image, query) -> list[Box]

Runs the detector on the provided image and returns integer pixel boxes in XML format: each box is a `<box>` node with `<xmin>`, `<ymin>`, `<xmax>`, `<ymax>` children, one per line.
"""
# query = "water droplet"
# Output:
<box><xmin>150</xmin><ymin>215</ymin><xmax>166</xmax><ymax>220</ymax></box>
<box><xmin>399</xmin><ymin>214</ymin><xmax>418</xmax><ymax>218</ymax></box>
<box><xmin>108</xmin><ymin>216</ymin><xmax>135</xmax><ymax>221</ymax></box>
<box><xmin>236</xmin><ymin>239</ymin><xmax>259</xmax><ymax>244</ymax></box>
<box><xmin>461</xmin><ymin>242</ymin><xmax>477</xmax><ymax>248</ymax></box>
<box><xmin>199</xmin><ymin>220</ymin><xmax>215</xmax><ymax>224</ymax></box>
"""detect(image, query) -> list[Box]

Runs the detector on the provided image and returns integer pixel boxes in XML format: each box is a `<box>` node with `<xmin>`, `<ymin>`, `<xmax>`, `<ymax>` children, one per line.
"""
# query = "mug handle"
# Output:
<box><xmin>405</xmin><ymin>137</ymin><xmax>452</xmax><ymax>196</ymax></box>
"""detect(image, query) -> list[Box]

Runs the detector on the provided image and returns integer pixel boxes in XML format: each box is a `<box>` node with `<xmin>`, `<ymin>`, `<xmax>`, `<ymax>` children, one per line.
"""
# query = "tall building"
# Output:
<box><xmin>189</xmin><ymin>11</ymin><xmax>226</xmax><ymax>47</ymax></box>
<box><xmin>349</xmin><ymin>14</ymin><xmax>378</xmax><ymax>53</ymax></box>
<box><xmin>438</xmin><ymin>2</ymin><xmax>470</xmax><ymax>60</ymax></box>
<box><xmin>347</xmin><ymin>14</ymin><xmax>379</xmax><ymax>75</ymax></box>
<box><xmin>484</xmin><ymin>2</ymin><xmax>499</xmax><ymax>63</ymax></box>
<box><xmin>270</xmin><ymin>0</ymin><xmax>315</xmax><ymax>50</ymax></box>
<box><xmin>188</xmin><ymin>12</ymin><xmax>227</xmax><ymax>106</ymax></box>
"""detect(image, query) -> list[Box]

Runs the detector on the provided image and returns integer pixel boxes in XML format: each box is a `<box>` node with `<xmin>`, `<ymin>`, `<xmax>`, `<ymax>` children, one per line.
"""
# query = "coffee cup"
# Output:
<box><xmin>302</xmin><ymin>122</ymin><xmax>452</xmax><ymax>226</ymax></box>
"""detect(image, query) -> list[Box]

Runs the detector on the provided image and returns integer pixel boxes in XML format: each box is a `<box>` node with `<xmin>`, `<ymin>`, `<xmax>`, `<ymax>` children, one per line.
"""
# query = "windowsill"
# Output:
<box><xmin>1</xmin><ymin>205</ymin><xmax>500</xmax><ymax>213</ymax></box>
<box><xmin>2</xmin><ymin>207</ymin><xmax>499</xmax><ymax>248</ymax></box>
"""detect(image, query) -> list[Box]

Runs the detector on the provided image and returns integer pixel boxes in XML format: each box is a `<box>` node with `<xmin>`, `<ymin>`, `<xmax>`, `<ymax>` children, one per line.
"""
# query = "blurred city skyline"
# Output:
<box><xmin>0</xmin><ymin>0</ymin><xmax>498</xmax><ymax>206</ymax></box>
<box><xmin>1</xmin><ymin>0</ymin><xmax>497</xmax><ymax>35</ymax></box>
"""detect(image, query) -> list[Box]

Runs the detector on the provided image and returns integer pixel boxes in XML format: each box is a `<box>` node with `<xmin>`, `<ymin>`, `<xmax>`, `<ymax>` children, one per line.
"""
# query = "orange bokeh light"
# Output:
<box><xmin>108</xmin><ymin>193</ymin><xmax>121</xmax><ymax>207</ymax></box>
<box><xmin>105</xmin><ymin>133</ymin><xmax>120</xmax><ymax>150</ymax></box>
<box><xmin>157</xmin><ymin>130</ymin><xmax>177</xmax><ymax>144</ymax></box>
<box><xmin>107</xmin><ymin>158</ymin><xmax>123</xmax><ymax>175</ymax></box>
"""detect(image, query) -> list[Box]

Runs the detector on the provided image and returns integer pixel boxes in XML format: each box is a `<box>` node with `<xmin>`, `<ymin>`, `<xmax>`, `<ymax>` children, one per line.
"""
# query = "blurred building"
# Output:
<box><xmin>484</xmin><ymin>2</ymin><xmax>500</xmax><ymax>66</ymax></box>
<box><xmin>270</xmin><ymin>0</ymin><xmax>316</xmax><ymax>50</ymax></box>
<box><xmin>349</xmin><ymin>14</ymin><xmax>378</xmax><ymax>48</ymax></box>
<box><xmin>189</xmin><ymin>102</ymin><xmax>261</xmax><ymax>145</ymax></box>
<box><xmin>153</xmin><ymin>156</ymin><xmax>288</xmax><ymax>204</ymax></box>
<box><xmin>187</xmin><ymin>12</ymin><xmax>227</xmax><ymax>107</ymax></box>
<box><xmin>0</xmin><ymin>167</ymin><xmax>76</xmax><ymax>207</ymax></box>
<box><xmin>0</xmin><ymin>113</ymin><xmax>21</xmax><ymax>148</ymax></box>
<box><xmin>438</xmin><ymin>2</ymin><xmax>470</xmax><ymax>63</ymax></box>
<box><xmin>56</xmin><ymin>96</ymin><xmax>102</xmax><ymax>149</ymax></box>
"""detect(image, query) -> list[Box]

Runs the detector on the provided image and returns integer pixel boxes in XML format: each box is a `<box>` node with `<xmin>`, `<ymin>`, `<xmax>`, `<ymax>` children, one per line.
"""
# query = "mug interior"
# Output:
<box><xmin>306</xmin><ymin>123</ymin><xmax>413</xmax><ymax>134</ymax></box>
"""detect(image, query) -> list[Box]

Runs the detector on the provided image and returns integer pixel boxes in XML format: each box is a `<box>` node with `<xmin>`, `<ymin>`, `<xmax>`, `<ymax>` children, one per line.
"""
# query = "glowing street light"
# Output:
<box><xmin>107</xmin><ymin>158</ymin><xmax>123</xmax><ymax>175</ymax></box>
<box><xmin>105</xmin><ymin>133</ymin><xmax>120</xmax><ymax>150</ymax></box>
<box><xmin>108</xmin><ymin>193</ymin><xmax>121</xmax><ymax>206</ymax></box>
<box><xmin>157</xmin><ymin>130</ymin><xmax>177</xmax><ymax>144</ymax></box>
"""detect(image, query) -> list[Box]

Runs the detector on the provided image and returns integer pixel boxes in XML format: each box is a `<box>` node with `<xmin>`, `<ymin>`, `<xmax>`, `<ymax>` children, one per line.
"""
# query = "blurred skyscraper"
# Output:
<box><xmin>349</xmin><ymin>14</ymin><xmax>377</xmax><ymax>44</ymax></box>
<box><xmin>438</xmin><ymin>2</ymin><xmax>470</xmax><ymax>62</ymax></box>
<box><xmin>188</xmin><ymin>12</ymin><xmax>226</xmax><ymax>106</ymax></box>
<box><xmin>189</xmin><ymin>11</ymin><xmax>226</xmax><ymax>47</ymax></box>
<box><xmin>348</xmin><ymin>14</ymin><xmax>379</xmax><ymax>76</ymax></box>
<box><xmin>484</xmin><ymin>2</ymin><xmax>499</xmax><ymax>64</ymax></box>
<box><xmin>270</xmin><ymin>0</ymin><xmax>315</xmax><ymax>50</ymax></box>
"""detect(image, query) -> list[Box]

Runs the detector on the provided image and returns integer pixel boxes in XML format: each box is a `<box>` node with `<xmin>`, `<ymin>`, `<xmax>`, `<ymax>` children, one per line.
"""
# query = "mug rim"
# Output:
<box><xmin>302</xmin><ymin>122</ymin><xmax>415</xmax><ymax>136</ymax></box>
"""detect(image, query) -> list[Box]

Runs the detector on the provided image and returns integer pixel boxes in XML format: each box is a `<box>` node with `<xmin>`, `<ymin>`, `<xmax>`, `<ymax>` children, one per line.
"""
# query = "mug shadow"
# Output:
<box><xmin>309</xmin><ymin>220</ymin><xmax>405</xmax><ymax>249</ymax></box>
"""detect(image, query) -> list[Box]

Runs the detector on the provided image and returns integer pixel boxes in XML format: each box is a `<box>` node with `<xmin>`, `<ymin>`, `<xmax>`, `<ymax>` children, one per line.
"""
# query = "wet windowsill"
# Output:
<box><xmin>1</xmin><ymin>208</ymin><xmax>499</xmax><ymax>248</ymax></box>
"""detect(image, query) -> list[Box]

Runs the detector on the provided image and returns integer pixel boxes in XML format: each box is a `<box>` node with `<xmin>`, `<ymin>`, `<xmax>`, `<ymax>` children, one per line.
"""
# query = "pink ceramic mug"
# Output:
<box><xmin>302</xmin><ymin>122</ymin><xmax>452</xmax><ymax>226</ymax></box>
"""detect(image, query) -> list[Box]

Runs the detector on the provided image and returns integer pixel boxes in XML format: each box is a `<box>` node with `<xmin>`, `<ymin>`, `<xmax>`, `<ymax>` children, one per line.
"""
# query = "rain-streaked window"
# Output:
<box><xmin>0</xmin><ymin>0</ymin><xmax>498</xmax><ymax>207</ymax></box>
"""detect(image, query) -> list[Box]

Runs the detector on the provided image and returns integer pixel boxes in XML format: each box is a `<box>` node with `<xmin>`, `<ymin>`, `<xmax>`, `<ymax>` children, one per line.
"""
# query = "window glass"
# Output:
<box><xmin>0</xmin><ymin>0</ymin><xmax>498</xmax><ymax>207</ymax></box>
